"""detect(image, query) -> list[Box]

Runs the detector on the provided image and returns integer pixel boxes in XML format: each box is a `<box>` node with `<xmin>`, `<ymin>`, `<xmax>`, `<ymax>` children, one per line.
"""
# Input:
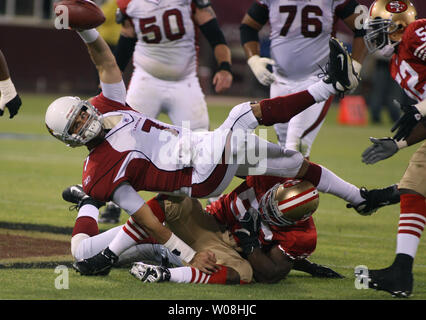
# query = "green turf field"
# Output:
<box><xmin>0</xmin><ymin>93</ymin><xmax>424</xmax><ymax>301</ymax></box>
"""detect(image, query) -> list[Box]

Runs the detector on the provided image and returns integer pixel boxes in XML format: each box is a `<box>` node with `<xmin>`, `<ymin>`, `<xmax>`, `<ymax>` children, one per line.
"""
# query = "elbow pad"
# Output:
<box><xmin>114</xmin><ymin>35</ymin><xmax>137</xmax><ymax>72</ymax></box>
<box><xmin>199</xmin><ymin>18</ymin><xmax>227</xmax><ymax>48</ymax></box>
<box><xmin>240</xmin><ymin>23</ymin><xmax>259</xmax><ymax>45</ymax></box>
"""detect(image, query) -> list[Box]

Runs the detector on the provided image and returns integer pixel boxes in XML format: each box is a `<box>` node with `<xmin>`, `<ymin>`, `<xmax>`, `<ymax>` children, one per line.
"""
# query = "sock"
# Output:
<box><xmin>304</xmin><ymin>163</ymin><xmax>363</xmax><ymax>205</ymax></box>
<box><xmin>108</xmin><ymin>217</ymin><xmax>150</xmax><ymax>256</ymax></box>
<box><xmin>396</xmin><ymin>193</ymin><xmax>426</xmax><ymax>259</ymax></box>
<box><xmin>259</xmin><ymin>90</ymin><xmax>316</xmax><ymax>126</ymax></box>
<box><xmin>71</xmin><ymin>204</ymin><xmax>100</xmax><ymax>237</ymax></box>
<box><xmin>307</xmin><ymin>80</ymin><xmax>336</xmax><ymax>102</ymax></box>
<box><xmin>169</xmin><ymin>265</ymin><xmax>228</xmax><ymax>284</ymax></box>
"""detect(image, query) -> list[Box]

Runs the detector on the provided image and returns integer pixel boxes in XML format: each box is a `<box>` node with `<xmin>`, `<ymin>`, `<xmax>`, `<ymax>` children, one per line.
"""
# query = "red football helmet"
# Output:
<box><xmin>258</xmin><ymin>179</ymin><xmax>319</xmax><ymax>227</ymax></box>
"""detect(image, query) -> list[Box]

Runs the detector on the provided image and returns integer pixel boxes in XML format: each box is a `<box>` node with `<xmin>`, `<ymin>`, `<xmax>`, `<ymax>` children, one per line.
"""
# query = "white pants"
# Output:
<box><xmin>126</xmin><ymin>67</ymin><xmax>209</xmax><ymax>131</ymax></box>
<box><xmin>271</xmin><ymin>75</ymin><xmax>332</xmax><ymax>157</ymax></box>
<box><xmin>189</xmin><ymin>102</ymin><xmax>305</xmax><ymax>198</ymax></box>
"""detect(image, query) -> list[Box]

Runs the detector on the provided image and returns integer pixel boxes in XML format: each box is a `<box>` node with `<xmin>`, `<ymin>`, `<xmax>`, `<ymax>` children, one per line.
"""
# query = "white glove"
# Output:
<box><xmin>352</xmin><ymin>59</ymin><xmax>362</xmax><ymax>76</ymax></box>
<box><xmin>247</xmin><ymin>55</ymin><xmax>276</xmax><ymax>86</ymax></box>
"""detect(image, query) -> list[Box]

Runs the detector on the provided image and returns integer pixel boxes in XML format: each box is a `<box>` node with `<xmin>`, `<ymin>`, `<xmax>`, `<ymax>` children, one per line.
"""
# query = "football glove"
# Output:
<box><xmin>293</xmin><ymin>259</ymin><xmax>344</xmax><ymax>278</ymax></box>
<box><xmin>361</xmin><ymin>137</ymin><xmax>399</xmax><ymax>164</ymax></box>
<box><xmin>234</xmin><ymin>207</ymin><xmax>261</xmax><ymax>256</ymax></box>
<box><xmin>247</xmin><ymin>55</ymin><xmax>276</xmax><ymax>86</ymax></box>
<box><xmin>391</xmin><ymin>101</ymin><xmax>423</xmax><ymax>141</ymax></box>
<box><xmin>0</xmin><ymin>78</ymin><xmax>21</xmax><ymax>119</ymax></box>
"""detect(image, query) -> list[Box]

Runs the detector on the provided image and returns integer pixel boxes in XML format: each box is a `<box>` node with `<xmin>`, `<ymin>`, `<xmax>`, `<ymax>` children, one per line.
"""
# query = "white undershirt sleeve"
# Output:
<box><xmin>112</xmin><ymin>183</ymin><xmax>145</xmax><ymax>215</ymax></box>
<box><xmin>100</xmin><ymin>80</ymin><xmax>127</xmax><ymax>105</ymax></box>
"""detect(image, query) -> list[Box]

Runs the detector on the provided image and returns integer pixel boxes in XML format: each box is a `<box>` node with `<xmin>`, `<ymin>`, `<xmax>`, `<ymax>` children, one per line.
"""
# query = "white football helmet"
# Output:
<box><xmin>258</xmin><ymin>179</ymin><xmax>319</xmax><ymax>227</ymax></box>
<box><xmin>45</xmin><ymin>96</ymin><xmax>104</xmax><ymax>147</ymax></box>
<box><xmin>364</xmin><ymin>0</ymin><xmax>417</xmax><ymax>53</ymax></box>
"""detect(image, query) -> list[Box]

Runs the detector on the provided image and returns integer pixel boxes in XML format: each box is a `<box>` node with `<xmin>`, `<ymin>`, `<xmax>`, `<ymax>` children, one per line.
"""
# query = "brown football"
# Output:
<box><xmin>54</xmin><ymin>0</ymin><xmax>106</xmax><ymax>30</ymax></box>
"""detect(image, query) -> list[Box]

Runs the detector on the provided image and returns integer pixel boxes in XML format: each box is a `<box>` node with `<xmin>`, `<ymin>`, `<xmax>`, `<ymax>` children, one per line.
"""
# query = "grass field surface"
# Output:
<box><xmin>0</xmin><ymin>93</ymin><xmax>424</xmax><ymax>304</ymax></box>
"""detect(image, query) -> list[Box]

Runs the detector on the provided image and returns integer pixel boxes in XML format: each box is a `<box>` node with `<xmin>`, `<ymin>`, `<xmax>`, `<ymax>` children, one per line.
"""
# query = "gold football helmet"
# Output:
<box><xmin>258</xmin><ymin>179</ymin><xmax>319</xmax><ymax>227</ymax></box>
<box><xmin>364</xmin><ymin>0</ymin><xmax>417</xmax><ymax>53</ymax></box>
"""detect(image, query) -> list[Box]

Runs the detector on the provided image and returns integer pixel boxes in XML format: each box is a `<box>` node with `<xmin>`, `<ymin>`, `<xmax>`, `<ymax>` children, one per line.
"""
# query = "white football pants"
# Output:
<box><xmin>126</xmin><ymin>67</ymin><xmax>209</xmax><ymax>131</ymax></box>
<box><xmin>271</xmin><ymin>75</ymin><xmax>332</xmax><ymax>157</ymax></box>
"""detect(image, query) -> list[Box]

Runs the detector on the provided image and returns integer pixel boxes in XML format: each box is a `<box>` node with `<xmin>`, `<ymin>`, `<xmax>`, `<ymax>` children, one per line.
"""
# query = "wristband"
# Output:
<box><xmin>77</xmin><ymin>29</ymin><xmax>99</xmax><ymax>44</ymax></box>
<box><xmin>163</xmin><ymin>233</ymin><xmax>196</xmax><ymax>263</ymax></box>
<box><xmin>218</xmin><ymin>61</ymin><xmax>232</xmax><ymax>74</ymax></box>
<box><xmin>395</xmin><ymin>139</ymin><xmax>408</xmax><ymax>149</ymax></box>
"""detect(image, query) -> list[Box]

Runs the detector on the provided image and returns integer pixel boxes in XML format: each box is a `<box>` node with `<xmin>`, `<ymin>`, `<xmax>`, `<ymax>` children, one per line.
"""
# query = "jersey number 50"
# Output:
<box><xmin>138</xmin><ymin>9</ymin><xmax>186</xmax><ymax>44</ymax></box>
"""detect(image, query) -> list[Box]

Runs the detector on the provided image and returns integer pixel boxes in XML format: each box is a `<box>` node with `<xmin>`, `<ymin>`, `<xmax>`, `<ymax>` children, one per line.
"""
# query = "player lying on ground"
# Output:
<box><xmin>45</xmin><ymin>26</ymin><xmax>390</xmax><ymax>276</ymax></box>
<box><xmin>63</xmin><ymin>176</ymin><xmax>347</xmax><ymax>284</ymax></box>
<box><xmin>355</xmin><ymin>0</ymin><xmax>426</xmax><ymax>298</ymax></box>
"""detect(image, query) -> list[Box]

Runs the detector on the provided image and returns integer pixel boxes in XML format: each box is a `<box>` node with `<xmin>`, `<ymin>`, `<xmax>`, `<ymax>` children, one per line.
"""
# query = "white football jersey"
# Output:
<box><xmin>121</xmin><ymin>0</ymin><xmax>197</xmax><ymax>80</ymax></box>
<box><xmin>259</xmin><ymin>0</ymin><xmax>350</xmax><ymax>81</ymax></box>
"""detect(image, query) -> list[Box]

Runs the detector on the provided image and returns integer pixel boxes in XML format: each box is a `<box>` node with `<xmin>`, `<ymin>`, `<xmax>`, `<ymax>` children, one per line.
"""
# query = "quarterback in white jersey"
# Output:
<box><xmin>240</xmin><ymin>0</ymin><xmax>367</xmax><ymax>157</ymax></box>
<box><xmin>114</xmin><ymin>0</ymin><xmax>233</xmax><ymax>131</ymax></box>
<box><xmin>45</xmin><ymin>26</ymin><xmax>386</xmax><ymax>276</ymax></box>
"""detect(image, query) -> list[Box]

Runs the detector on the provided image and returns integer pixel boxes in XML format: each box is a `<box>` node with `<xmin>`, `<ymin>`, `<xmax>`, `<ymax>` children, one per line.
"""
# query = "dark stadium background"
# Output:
<box><xmin>0</xmin><ymin>0</ymin><xmax>424</xmax><ymax>97</ymax></box>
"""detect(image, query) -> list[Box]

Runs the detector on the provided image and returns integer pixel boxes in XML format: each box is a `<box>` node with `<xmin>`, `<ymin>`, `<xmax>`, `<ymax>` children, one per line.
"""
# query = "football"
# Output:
<box><xmin>54</xmin><ymin>0</ymin><xmax>105</xmax><ymax>30</ymax></box>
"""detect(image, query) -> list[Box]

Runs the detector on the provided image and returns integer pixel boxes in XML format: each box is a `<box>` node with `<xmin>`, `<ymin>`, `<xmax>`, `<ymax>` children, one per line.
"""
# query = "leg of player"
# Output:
<box><xmin>130</xmin><ymin>262</ymin><xmax>242</xmax><ymax>285</ymax></box>
<box><xmin>367</xmin><ymin>189</ymin><xmax>425</xmax><ymax>298</ymax></box>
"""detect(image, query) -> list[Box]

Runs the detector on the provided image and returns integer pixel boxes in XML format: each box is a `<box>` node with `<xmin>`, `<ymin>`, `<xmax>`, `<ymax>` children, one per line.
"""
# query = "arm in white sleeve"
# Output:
<box><xmin>112</xmin><ymin>183</ymin><xmax>145</xmax><ymax>215</ymax></box>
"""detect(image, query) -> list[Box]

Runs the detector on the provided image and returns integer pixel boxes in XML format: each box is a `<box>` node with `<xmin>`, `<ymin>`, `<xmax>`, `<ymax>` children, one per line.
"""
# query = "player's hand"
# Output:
<box><xmin>247</xmin><ymin>55</ymin><xmax>276</xmax><ymax>86</ymax></box>
<box><xmin>0</xmin><ymin>94</ymin><xmax>21</xmax><ymax>119</ymax></box>
<box><xmin>213</xmin><ymin>70</ymin><xmax>233</xmax><ymax>93</ymax></box>
<box><xmin>189</xmin><ymin>250</ymin><xmax>219</xmax><ymax>275</ymax></box>
<box><xmin>293</xmin><ymin>259</ymin><xmax>344</xmax><ymax>278</ymax></box>
<box><xmin>391</xmin><ymin>101</ymin><xmax>423</xmax><ymax>141</ymax></box>
<box><xmin>234</xmin><ymin>208</ymin><xmax>261</xmax><ymax>256</ymax></box>
<box><xmin>361</xmin><ymin>137</ymin><xmax>399</xmax><ymax>164</ymax></box>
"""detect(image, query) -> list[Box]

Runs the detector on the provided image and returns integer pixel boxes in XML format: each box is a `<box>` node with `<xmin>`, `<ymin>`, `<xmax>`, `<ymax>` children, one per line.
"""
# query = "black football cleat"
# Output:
<box><xmin>323</xmin><ymin>37</ymin><xmax>360</xmax><ymax>94</ymax></box>
<box><xmin>347</xmin><ymin>184</ymin><xmax>400</xmax><ymax>215</ymax></box>
<box><xmin>62</xmin><ymin>184</ymin><xmax>105</xmax><ymax>210</ymax></box>
<box><xmin>368</xmin><ymin>266</ymin><xmax>413</xmax><ymax>298</ymax></box>
<box><xmin>73</xmin><ymin>247</ymin><xmax>119</xmax><ymax>276</ymax></box>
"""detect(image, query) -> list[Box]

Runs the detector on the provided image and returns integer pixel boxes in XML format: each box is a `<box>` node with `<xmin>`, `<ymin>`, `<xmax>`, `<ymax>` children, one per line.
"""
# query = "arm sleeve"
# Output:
<box><xmin>335</xmin><ymin>0</ymin><xmax>359</xmax><ymax>20</ymax></box>
<box><xmin>247</xmin><ymin>1</ymin><xmax>269</xmax><ymax>25</ymax></box>
<box><xmin>112</xmin><ymin>183</ymin><xmax>145</xmax><ymax>215</ymax></box>
<box><xmin>113</xmin><ymin>35</ymin><xmax>137</xmax><ymax>72</ymax></box>
<box><xmin>100</xmin><ymin>80</ymin><xmax>127</xmax><ymax>105</ymax></box>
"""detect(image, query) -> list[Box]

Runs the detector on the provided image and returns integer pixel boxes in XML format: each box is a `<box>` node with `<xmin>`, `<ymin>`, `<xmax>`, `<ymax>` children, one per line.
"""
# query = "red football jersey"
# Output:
<box><xmin>206</xmin><ymin>175</ymin><xmax>317</xmax><ymax>260</ymax></box>
<box><xmin>390</xmin><ymin>19</ymin><xmax>426</xmax><ymax>102</ymax></box>
<box><xmin>82</xmin><ymin>93</ymin><xmax>193</xmax><ymax>202</ymax></box>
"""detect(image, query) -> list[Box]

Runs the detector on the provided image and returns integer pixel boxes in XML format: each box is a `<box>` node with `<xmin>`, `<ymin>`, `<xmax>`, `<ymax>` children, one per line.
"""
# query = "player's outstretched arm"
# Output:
<box><xmin>77</xmin><ymin>29</ymin><xmax>122</xmax><ymax>85</ymax></box>
<box><xmin>0</xmin><ymin>49</ymin><xmax>22</xmax><ymax>118</ymax></box>
<box><xmin>194</xmin><ymin>5</ymin><xmax>233</xmax><ymax>93</ymax></box>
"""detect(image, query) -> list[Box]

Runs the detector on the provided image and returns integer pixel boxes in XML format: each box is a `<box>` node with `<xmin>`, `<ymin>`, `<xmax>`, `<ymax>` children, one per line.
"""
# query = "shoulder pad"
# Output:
<box><xmin>194</xmin><ymin>0</ymin><xmax>211</xmax><ymax>9</ymax></box>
